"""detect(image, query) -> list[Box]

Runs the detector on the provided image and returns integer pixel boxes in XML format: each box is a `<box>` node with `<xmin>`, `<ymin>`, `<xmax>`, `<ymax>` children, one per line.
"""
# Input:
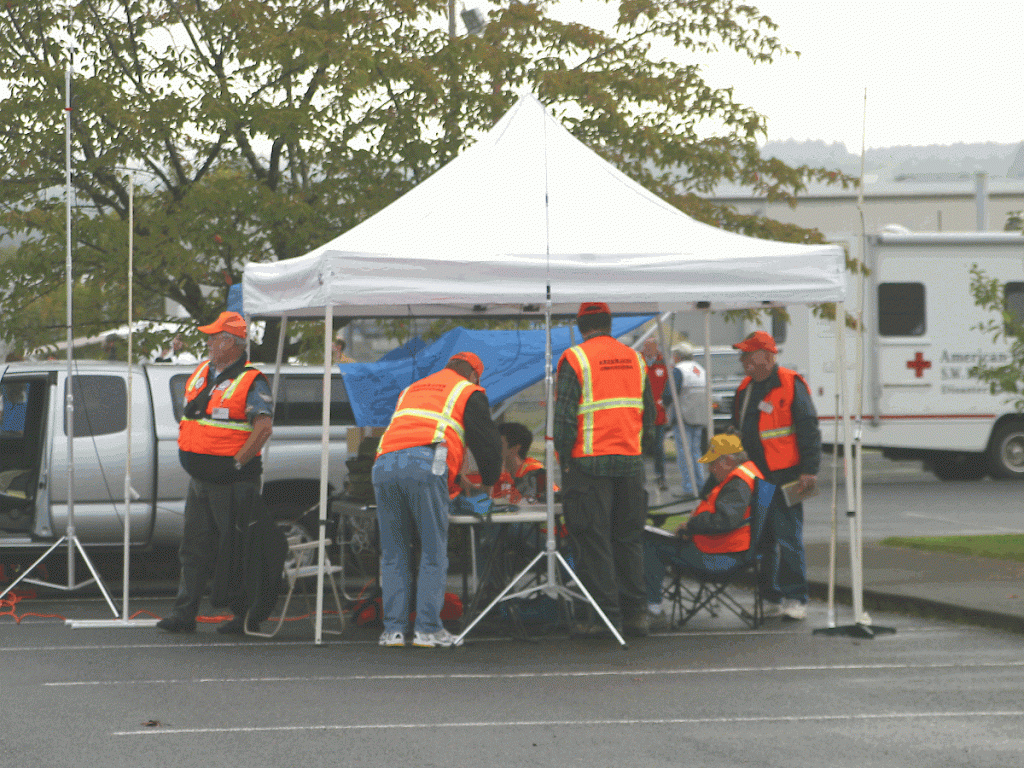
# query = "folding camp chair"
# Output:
<box><xmin>662</xmin><ymin>479</ymin><xmax>778</xmax><ymax>630</ymax></box>
<box><xmin>246</xmin><ymin>535</ymin><xmax>346</xmax><ymax>638</ymax></box>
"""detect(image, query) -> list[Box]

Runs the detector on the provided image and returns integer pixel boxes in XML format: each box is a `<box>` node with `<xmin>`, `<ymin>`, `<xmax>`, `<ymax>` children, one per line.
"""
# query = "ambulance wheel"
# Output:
<box><xmin>927</xmin><ymin>451</ymin><xmax>987</xmax><ymax>481</ymax></box>
<box><xmin>987</xmin><ymin>422</ymin><xmax>1024</xmax><ymax>479</ymax></box>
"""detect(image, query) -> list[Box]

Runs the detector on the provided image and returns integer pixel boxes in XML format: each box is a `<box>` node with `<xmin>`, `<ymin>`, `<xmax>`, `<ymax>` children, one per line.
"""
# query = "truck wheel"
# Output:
<box><xmin>926</xmin><ymin>452</ymin><xmax>988</xmax><ymax>481</ymax></box>
<box><xmin>987</xmin><ymin>422</ymin><xmax>1024</xmax><ymax>479</ymax></box>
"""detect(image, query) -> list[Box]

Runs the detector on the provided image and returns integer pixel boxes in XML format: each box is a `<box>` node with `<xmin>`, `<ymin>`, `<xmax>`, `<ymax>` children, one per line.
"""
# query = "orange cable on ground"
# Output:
<box><xmin>0</xmin><ymin>589</ymin><xmax>68</xmax><ymax>624</ymax></box>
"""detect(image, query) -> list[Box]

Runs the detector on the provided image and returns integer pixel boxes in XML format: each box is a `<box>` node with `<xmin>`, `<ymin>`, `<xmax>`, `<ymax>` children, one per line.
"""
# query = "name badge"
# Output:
<box><xmin>758</xmin><ymin>401</ymin><xmax>774</xmax><ymax>414</ymax></box>
<box><xmin>212</xmin><ymin>407</ymin><xmax>230</xmax><ymax>420</ymax></box>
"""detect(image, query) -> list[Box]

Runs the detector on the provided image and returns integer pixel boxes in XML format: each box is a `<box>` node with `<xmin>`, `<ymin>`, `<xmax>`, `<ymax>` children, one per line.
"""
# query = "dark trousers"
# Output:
<box><xmin>762</xmin><ymin>500</ymin><xmax>808</xmax><ymax>603</ymax></box>
<box><xmin>171</xmin><ymin>477</ymin><xmax>259</xmax><ymax>620</ymax></box>
<box><xmin>561</xmin><ymin>467</ymin><xmax>646</xmax><ymax>627</ymax></box>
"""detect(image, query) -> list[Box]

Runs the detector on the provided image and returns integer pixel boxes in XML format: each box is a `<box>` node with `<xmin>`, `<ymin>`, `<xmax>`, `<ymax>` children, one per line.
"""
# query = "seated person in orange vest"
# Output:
<box><xmin>463</xmin><ymin>422</ymin><xmax>560</xmax><ymax>585</ymax></box>
<box><xmin>643</xmin><ymin>433</ymin><xmax>764</xmax><ymax>628</ymax></box>
<box><xmin>464</xmin><ymin>422</ymin><xmax>553</xmax><ymax>504</ymax></box>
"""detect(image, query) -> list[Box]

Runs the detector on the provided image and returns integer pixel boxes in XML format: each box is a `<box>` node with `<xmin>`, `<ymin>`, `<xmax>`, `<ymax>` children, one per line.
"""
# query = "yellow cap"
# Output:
<box><xmin>698</xmin><ymin>433</ymin><xmax>744</xmax><ymax>463</ymax></box>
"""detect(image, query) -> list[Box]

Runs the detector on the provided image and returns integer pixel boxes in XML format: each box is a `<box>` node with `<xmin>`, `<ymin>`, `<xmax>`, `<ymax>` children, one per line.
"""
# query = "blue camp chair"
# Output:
<box><xmin>663</xmin><ymin>479</ymin><xmax>778</xmax><ymax>630</ymax></box>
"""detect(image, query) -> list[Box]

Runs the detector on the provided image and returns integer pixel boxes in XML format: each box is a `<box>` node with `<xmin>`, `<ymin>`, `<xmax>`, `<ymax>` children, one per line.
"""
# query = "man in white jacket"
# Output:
<box><xmin>664</xmin><ymin>341</ymin><xmax>709</xmax><ymax>498</ymax></box>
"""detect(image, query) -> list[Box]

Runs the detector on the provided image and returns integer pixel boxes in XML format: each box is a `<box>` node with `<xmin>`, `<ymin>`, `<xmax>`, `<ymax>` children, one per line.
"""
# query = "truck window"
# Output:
<box><xmin>878</xmin><ymin>282</ymin><xmax>925</xmax><ymax>337</ymax></box>
<box><xmin>1005</xmin><ymin>282</ymin><xmax>1024</xmax><ymax>332</ymax></box>
<box><xmin>65</xmin><ymin>375</ymin><xmax>127</xmax><ymax>437</ymax></box>
<box><xmin>276</xmin><ymin>376</ymin><xmax>355</xmax><ymax>426</ymax></box>
<box><xmin>169</xmin><ymin>373</ymin><xmax>355</xmax><ymax>426</ymax></box>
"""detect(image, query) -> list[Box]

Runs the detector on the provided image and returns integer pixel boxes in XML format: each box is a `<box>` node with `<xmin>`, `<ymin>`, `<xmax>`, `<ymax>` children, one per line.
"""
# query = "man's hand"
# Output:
<box><xmin>674</xmin><ymin>520</ymin><xmax>691</xmax><ymax>541</ymax></box>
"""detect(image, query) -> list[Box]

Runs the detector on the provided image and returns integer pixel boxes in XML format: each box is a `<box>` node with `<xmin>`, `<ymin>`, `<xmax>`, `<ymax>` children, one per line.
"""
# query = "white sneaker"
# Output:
<box><xmin>762</xmin><ymin>601</ymin><xmax>783</xmax><ymax>618</ymax></box>
<box><xmin>379</xmin><ymin>631</ymin><xmax>405</xmax><ymax>647</ymax></box>
<box><xmin>412</xmin><ymin>628</ymin><xmax>463</xmax><ymax>648</ymax></box>
<box><xmin>782</xmin><ymin>600</ymin><xmax>807</xmax><ymax>621</ymax></box>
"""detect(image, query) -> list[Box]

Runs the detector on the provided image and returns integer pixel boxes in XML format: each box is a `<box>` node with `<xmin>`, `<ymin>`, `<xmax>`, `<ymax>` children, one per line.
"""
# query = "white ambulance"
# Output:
<box><xmin>788</xmin><ymin>231</ymin><xmax>1024</xmax><ymax>481</ymax></box>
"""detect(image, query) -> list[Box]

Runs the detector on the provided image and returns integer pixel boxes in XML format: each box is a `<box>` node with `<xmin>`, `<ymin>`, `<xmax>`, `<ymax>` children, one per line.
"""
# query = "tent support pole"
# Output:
<box><xmin>314</xmin><ymin>306</ymin><xmax>334</xmax><ymax>644</ymax></box>
<box><xmin>655</xmin><ymin>316</ymin><xmax>698</xmax><ymax>496</ymax></box>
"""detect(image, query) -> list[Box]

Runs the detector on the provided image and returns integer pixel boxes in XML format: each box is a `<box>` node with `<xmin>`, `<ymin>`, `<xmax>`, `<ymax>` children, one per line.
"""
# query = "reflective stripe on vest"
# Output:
<box><xmin>564</xmin><ymin>338</ymin><xmax>646</xmax><ymax>458</ymax></box>
<box><xmin>690</xmin><ymin>461</ymin><xmax>762</xmax><ymax>554</ymax></box>
<box><xmin>376</xmin><ymin>369</ymin><xmax>481</xmax><ymax>498</ymax></box>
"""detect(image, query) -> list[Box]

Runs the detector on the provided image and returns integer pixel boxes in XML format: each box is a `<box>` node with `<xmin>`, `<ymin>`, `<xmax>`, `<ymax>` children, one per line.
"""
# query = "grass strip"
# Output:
<box><xmin>881</xmin><ymin>534</ymin><xmax>1024</xmax><ymax>563</ymax></box>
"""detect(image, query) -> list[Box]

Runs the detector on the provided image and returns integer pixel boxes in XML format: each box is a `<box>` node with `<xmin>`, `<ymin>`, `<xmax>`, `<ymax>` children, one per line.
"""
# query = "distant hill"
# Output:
<box><xmin>762</xmin><ymin>139</ymin><xmax>1024</xmax><ymax>181</ymax></box>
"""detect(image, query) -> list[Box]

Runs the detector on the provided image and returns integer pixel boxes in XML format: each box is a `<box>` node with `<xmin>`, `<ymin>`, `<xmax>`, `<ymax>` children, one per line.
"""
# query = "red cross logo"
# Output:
<box><xmin>906</xmin><ymin>351</ymin><xmax>931</xmax><ymax>378</ymax></box>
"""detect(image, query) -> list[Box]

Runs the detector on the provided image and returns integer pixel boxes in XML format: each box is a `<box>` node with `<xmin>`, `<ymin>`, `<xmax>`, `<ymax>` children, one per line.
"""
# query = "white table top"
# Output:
<box><xmin>449</xmin><ymin>504</ymin><xmax>553</xmax><ymax>525</ymax></box>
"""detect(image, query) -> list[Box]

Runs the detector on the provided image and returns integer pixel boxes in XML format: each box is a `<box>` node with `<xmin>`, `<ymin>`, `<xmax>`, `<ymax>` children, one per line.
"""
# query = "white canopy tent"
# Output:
<box><xmin>243</xmin><ymin>94</ymin><xmax>852</xmax><ymax>643</ymax></box>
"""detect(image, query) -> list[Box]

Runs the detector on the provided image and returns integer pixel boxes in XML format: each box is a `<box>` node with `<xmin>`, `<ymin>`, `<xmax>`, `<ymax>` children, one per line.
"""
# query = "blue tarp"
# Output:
<box><xmin>339</xmin><ymin>317</ymin><xmax>653</xmax><ymax>427</ymax></box>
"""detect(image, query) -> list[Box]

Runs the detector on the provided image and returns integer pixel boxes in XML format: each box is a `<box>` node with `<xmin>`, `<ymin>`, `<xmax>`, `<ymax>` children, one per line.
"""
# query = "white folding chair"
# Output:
<box><xmin>246</xmin><ymin>536</ymin><xmax>346</xmax><ymax>638</ymax></box>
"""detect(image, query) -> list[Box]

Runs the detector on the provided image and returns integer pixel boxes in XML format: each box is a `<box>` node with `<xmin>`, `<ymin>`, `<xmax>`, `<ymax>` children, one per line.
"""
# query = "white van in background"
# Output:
<box><xmin>786</xmin><ymin>231</ymin><xmax>1024</xmax><ymax>480</ymax></box>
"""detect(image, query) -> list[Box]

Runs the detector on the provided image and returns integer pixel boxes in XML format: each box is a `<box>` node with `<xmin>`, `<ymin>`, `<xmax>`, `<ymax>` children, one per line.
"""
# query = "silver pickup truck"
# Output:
<box><xmin>0</xmin><ymin>360</ymin><xmax>353</xmax><ymax>550</ymax></box>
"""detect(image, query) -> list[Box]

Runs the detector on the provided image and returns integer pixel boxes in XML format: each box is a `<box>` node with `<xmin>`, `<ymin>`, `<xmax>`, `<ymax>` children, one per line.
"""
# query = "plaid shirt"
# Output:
<box><xmin>554</xmin><ymin>339</ymin><xmax>655</xmax><ymax>478</ymax></box>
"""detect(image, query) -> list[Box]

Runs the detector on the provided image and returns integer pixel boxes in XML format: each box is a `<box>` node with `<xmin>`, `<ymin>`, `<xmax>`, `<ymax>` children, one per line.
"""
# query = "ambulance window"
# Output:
<box><xmin>65</xmin><ymin>375</ymin><xmax>127</xmax><ymax>437</ymax></box>
<box><xmin>878</xmin><ymin>282</ymin><xmax>925</xmax><ymax>336</ymax></box>
<box><xmin>1005</xmin><ymin>282</ymin><xmax>1024</xmax><ymax>332</ymax></box>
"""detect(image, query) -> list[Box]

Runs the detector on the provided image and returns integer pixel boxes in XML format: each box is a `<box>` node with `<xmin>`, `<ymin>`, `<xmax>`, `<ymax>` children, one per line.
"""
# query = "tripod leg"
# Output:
<box><xmin>72</xmin><ymin>536</ymin><xmax>120</xmax><ymax>617</ymax></box>
<box><xmin>0</xmin><ymin>536</ymin><xmax>67</xmax><ymax>600</ymax></box>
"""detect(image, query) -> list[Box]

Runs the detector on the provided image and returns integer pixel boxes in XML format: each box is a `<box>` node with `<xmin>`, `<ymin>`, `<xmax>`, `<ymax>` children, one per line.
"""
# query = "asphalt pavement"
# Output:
<box><xmin>4</xmin><ymin>451</ymin><xmax>1024</xmax><ymax>768</ymax></box>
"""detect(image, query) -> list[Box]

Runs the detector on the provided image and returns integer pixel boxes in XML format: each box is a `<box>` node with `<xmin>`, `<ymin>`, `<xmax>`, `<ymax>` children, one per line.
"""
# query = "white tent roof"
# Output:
<box><xmin>243</xmin><ymin>94</ymin><xmax>845</xmax><ymax>317</ymax></box>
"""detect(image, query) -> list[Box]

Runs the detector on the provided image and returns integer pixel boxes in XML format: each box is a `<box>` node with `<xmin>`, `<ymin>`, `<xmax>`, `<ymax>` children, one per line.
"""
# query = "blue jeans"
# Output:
<box><xmin>762</xmin><ymin>501</ymin><xmax>808</xmax><ymax>604</ymax></box>
<box><xmin>643</xmin><ymin>531</ymin><xmax>742</xmax><ymax>605</ymax></box>
<box><xmin>372</xmin><ymin>446</ymin><xmax>452</xmax><ymax>635</ymax></box>
<box><xmin>669</xmin><ymin>422</ymin><xmax>706</xmax><ymax>495</ymax></box>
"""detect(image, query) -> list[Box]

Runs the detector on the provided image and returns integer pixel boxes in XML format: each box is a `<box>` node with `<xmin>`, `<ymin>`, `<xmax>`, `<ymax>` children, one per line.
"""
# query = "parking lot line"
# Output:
<box><xmin>112</xmin><ymin>710</ymin><xmax>1024</xmax><ymax>737</ymax></box>
<box><xmin>47</xmin><ymin>659</ymin><xmax>1024</xmax><ymax>687</ymax></box>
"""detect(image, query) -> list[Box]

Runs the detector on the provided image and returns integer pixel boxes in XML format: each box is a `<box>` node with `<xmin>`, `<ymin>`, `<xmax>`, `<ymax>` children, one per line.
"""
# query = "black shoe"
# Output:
<box><xmin>623</xmin><ymin>612</ymin><xmax>650</xmax><ymax>638</ymax></box>
<box><xmin>156</xmin><ymin>615</ymin><xmax>196</xmax><ymax>633</ymax></box>
<box><xmin>216</xmin><ymin>615</ymin><xmax>260</xmax><ymax>635</ymax></box>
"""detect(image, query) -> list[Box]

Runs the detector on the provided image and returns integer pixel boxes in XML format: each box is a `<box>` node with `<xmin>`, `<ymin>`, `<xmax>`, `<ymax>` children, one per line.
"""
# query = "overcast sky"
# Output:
<box><xmin>550</xmin><ymin>0</ymin><xmax>1023</xmax><ymax>151</ymax></box>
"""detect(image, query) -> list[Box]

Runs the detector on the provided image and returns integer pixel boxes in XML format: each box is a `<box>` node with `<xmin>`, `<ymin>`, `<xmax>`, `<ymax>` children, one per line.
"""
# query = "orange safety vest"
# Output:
<box><xmin>178</xmin><ymin>361</ymin><xmax>264</xmax><ymax>457</ymax></box>
<box><xmin>560</xmin><ymin>336</ymin><xmax>647</xmax><ymax>458</ymax></box>
<box><xmin>376</xmin><ymin>368</ymin><xmax>482</xmax><ymax>498</ymax></box>
<box><xmin>690</xmin><ymin>461</ymin><xmax>763</xmax><ymax>554</ymax></box>
<box><xmin>736</xmin><ymin>367</ymin><xmax>807</xmax><ymax>472</ymax></box>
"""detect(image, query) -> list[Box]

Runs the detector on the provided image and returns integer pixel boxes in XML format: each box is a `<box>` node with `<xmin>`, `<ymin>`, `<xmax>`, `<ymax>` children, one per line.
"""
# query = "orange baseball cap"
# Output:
<box><xmin>449</xmin><ymin>351</ymin><xmax>485</xmax><ymax>376</ymax></box>
<box><xmin>732</xmin><ymin>330</ymin><xmax>778</xmax><ymax>353</ymax></box>
<box><xmin>198</xmin><ymin>311</ymin><xmax>247</xmax><ymax>339</ymax></box>
<box><xmin>577</xmin><ymin>302</ymin><xmax>611</xmax><ymax>317</ymax></box>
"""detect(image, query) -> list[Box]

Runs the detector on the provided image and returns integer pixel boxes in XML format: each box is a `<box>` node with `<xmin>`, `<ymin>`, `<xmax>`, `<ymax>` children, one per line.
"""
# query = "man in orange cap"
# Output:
<box><xmin>554</xmin><ymin>302</ymin><xmax>656</xmax><ymax>638</ymax></box>
<box><xmin>373</xmin><ymin>351</ymin><xmax>501</xmax><ymax>648</ymax></box>
<box><xmin>731</xmin><ymin>330</ymin><xmax>821</xmax><ymax>620</ymax></box>
<box><xmin>157</xmin><ymin>311</ymin><xmax>276</xmax><ymax>635</ymax></box>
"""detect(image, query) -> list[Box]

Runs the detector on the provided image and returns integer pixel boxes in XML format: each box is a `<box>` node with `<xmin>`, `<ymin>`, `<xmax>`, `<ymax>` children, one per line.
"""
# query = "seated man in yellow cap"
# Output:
<box><xmin>642</xmin><ymin>433</ymin><xmax>764</xmax><ymax>628</ymax></box>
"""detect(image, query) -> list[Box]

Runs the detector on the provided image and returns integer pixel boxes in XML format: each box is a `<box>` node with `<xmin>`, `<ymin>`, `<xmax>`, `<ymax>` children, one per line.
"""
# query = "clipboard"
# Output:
<box><xmin>781</xmin><ymin>480</ymin><xmax>818</xmax><ymax>507</ymax></box>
